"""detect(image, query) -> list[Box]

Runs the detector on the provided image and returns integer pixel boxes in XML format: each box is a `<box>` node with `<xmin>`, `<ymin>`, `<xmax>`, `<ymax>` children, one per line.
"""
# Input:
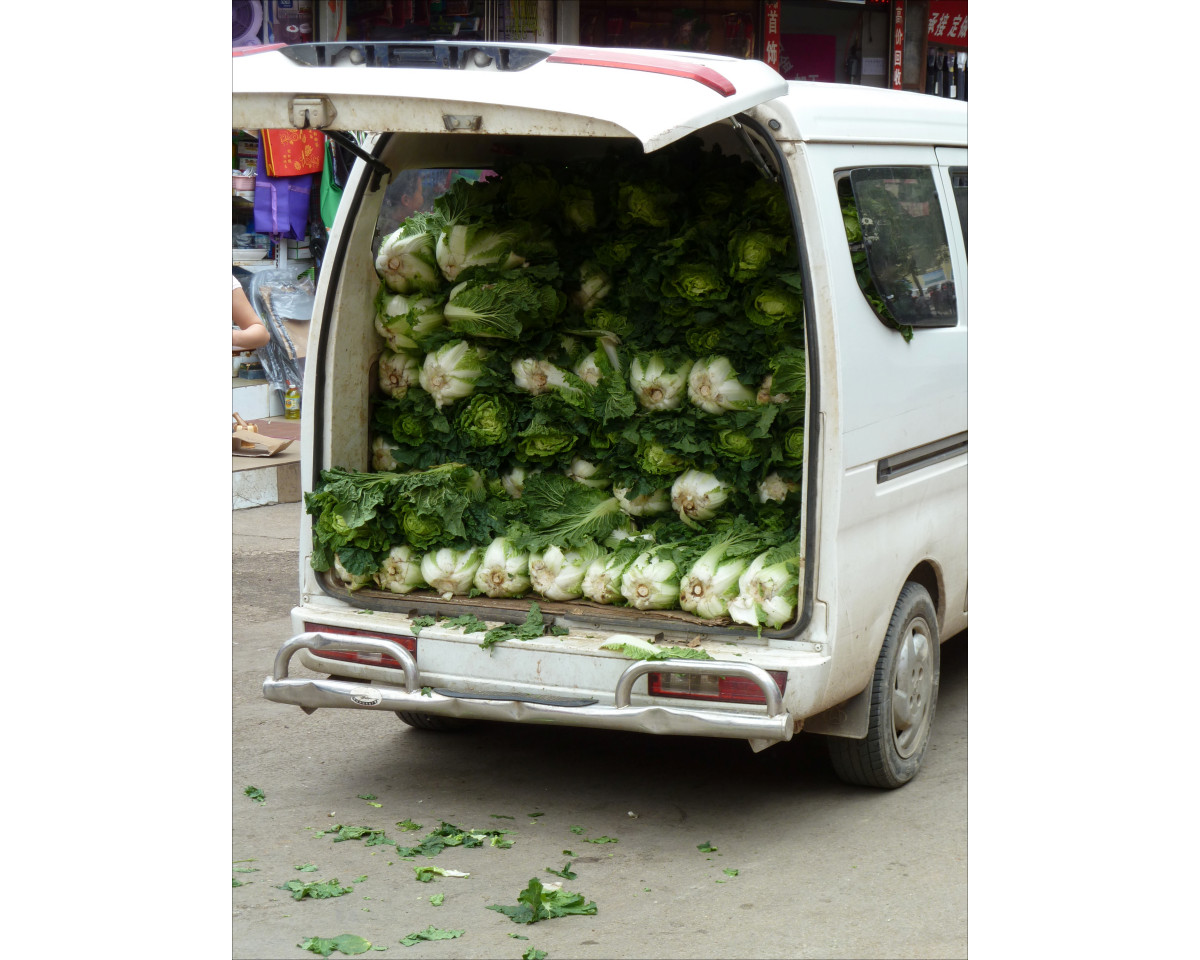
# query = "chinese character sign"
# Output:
<box><xmin>764</xmin><ymin>1</ymin><xmax>781</xmax><ymax>71</ymax></box>
<box><xmin>892</xmin><ymin>0</ymin><xmax>905</xmax><ymax>89</ymax></box>
<box><xmin>927</xmin><ymin>1</ymin><xmax>967</xmax><ymax>47</ymax></box>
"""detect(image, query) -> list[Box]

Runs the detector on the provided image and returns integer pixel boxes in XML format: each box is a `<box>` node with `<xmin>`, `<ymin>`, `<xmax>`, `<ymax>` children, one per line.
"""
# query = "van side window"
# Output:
<box><xmin>839</xmin><ymin>167</ymin><xmax>957</xmax><ymax>337</ymax></box>
<box><xmin>949</xmin><ymin>167</ymin><xmax>967</xmax><ymax>256</ymax></box>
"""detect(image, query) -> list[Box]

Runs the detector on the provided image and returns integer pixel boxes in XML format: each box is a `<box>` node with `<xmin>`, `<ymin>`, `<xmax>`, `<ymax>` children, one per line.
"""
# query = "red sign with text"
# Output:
<box><xmin>764</xmin><ymin>1</ymin><xmax>781</xmax><ymax>72</ymax></box>
<box><xmin>891</xmin><ymin>0</ymin><xmax>905</xmax><ymax>89</ymax></box>
<box><xmin>927</xmin><ymin>1</ymin><xmax>967</xmax><ymax>48</ymax></box>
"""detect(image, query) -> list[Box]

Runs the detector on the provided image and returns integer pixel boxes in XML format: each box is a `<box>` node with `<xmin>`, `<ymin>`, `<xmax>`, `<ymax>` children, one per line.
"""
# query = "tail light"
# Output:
<box><xmin>303</xmin><ymin>622</ymin><xmax>415</xmax><ymax>669</ymax></box>
<box><xmin>648</xmin><ymin>670</ymin><xmax>787</xmax><ymax>705</ymax></box>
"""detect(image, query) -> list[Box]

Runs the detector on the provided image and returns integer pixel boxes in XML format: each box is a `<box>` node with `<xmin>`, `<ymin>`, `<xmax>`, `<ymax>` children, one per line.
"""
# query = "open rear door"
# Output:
<box><xmin>233</xmin><ymin>42</ymin><xmax>789</xmax><ymax>153</ymax></box>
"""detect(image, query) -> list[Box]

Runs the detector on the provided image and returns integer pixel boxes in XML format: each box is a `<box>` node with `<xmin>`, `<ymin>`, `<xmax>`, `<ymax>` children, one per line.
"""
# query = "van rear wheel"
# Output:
<box><xmin>396</xmin><ymin>712</ymin><xmax>476</xmax><ymax>732</ymax></box>
<box><xmin>827</xmin><ymin>582</ymin><xmax>940</xmax><ymax>789</ymax></box>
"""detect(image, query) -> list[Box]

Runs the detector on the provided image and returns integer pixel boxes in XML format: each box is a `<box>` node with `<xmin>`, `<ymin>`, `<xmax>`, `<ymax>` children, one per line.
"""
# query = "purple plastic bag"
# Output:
<box><xmin>251</xmin><ymin>136</ymin><xmax>312</xmax><ymax>240</ymax></box>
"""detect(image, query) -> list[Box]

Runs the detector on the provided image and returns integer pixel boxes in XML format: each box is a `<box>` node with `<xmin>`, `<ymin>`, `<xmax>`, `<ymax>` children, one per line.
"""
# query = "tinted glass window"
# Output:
<box><xmin>845</xmin><ymin>166</ymin><xmax>957</xmax><ymax>330</ymax></box>
<box><xmin>949</xmin><ymin>166</ymin><xmax>967</xmax><ymax>256</ymax></box>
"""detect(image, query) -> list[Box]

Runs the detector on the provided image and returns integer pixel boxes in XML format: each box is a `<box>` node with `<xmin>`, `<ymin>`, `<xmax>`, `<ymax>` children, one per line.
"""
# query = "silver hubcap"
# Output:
<box><xmin>891</xmin><ymin>617</ymin><xmax>934</xmax><ymax>759</ymax></box>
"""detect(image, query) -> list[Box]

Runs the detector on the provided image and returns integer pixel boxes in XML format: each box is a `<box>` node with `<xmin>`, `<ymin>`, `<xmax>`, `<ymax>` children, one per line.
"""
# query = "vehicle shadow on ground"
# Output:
<box><xmin>354</xmin><ymin>632</ymin><xmax>967</xmax><ymax>812</ymax></box>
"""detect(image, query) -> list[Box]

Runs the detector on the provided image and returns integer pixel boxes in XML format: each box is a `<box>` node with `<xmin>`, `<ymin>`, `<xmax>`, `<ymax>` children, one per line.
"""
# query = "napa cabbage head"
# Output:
<box><xmin>727</xmin><ymin>228</ymin><xmax>789</xmax><ymax>282</ymax></box>
<box><xmin>571</xmin><ymin>261</ymin><xmax>612</xmax><ymax>314</ymax></box>
<box><xmin>687</xmin><ymin>356</ymin><xmax>758</xmax><ymax>414</ymax></box>
<box><xmin>617</xmin><ymin>182</ymin><xmax>672</xmax><ymax>228</ymax></box>
<box><xmin>728</xmin><ymin>543</ymin><xmax>801</xmax><ymax>629</ymax></box>
<box><xmin>378</xmin><ymin>349</ymin><xmax>422</xmax><ymax>400</ymax></box>
<box><xmin>516</xmin><ymin>423</ymin><xmax>578</xmax><ymax>464</ymax></box>
<box><xmin>743</xmin><ymin>277</ymin><xmax>805</xmax><ymax>329</ymax></box>
<box><xmin>560</xmin><ymin>183</ymin><xmax>597</xmax><ymax>233</ymax></box>
<box><xmin>529</xmin><ymin>542</ymin><xmax>603</xmax><ymax>602</ymax></box>
<box><xmin>636</xmin><ymin>441</ymin><xmax>690</xmax><ymax>477</ymax></box>
<box><xmin>758</xmin><ymin>472</ymin><xmax>801</xmax><ymax>503</ymax></box>
<box><xmin>677</xmin><ymin>521</ymin><xmax>767</xmax><ymax>619</ymax></box>
<box><xmin>663</xmin><ymin>261</ymin><xmax>729</xmax><ymax>303</ymax></box>
<box><xmin>371</xmin><ymin>435</ymin><xmax>401</xmax><ymax>472</ymax></box>
<box><xmin>375</xmin><ymin>215</ymin><xmax>444</xmax><ymax>294</ymax></box>
<box><xmin>333</xmin><ymin>552</ymin><xmax>374</xmax><ymax>592</ymax></box>
<box><xmin>620</xmin><ymin>548</ymin><xmax>681</xmax><ymax>611</ymax></box>
<box><xmin>713</xmin><ymin>428</ymin><xmax>758</xmax><ymax>463</ymax></box>
<box><xmin>671</xmin><ymin>470</ymin><xmax>731</xmax><ymax>525</ymax></box>
<box><xmin>444</xmin><ymin>276</ymin><xmax>559</xmax><ymax>340</ymax></box>
<box><xmin>629</xmin><ymin>353</ymin><xmax>692</xmax><ymax>411</ymax></box>
<box><xmin>613</xmin><ymin>485</ymin><xmax>671</xmax><ymax>517</ymax></box>
<box><xmin>511</xmin><ymin>358</ymin><xmax>586</xmax><ymax>401</ymax></box>
<box><xmin>781</xmin><ymin>426</ymin><xmax>805</xmax><ymax>466</ymax></box>
<box><xmin>419</xmin><ymin>339</ymin><xmax>487</xmax><ymax>409</ymax></box>
<box><xmin>582</xmin><ymin>548</ymin><xmax>639</xmax><ymax>605</ymax></box>
<box><xmin>566</xmin><ymin>458</ymin><xmax>611</xmax><ymax>490</ymax></box>
<box><xmin>375</xmin><ymin>288</ymin><xmax>446</xmax><ymax>351</ymax></box>
<box><xmin>436</xmin><ymin>221</ymin><xmax>526</xmax><ymax>282</ymax></box>
<box><xmin>472</xmin><ymin>537</ymin><xmax>531</xmax><ymax>598</ymax></box>
<box><xmin>374</xmin><ymin>544</ymin><xmax>428</xmax><ymax>594</ymax></box>
<box><xmin>454</xmin><ymin>394</ymin><xmax>514</xmax><ymax>448</ymax></box>
<box><xmin>420</xmin><ymin>545</ymin><xmax>484</xmax><ymax>599</ymax></box>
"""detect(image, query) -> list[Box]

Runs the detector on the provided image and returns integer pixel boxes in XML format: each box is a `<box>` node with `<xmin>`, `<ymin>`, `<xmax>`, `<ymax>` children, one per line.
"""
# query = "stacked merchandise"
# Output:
<box><xmin>306</xmin><ymin>138</ymin><xmax>808</xmax><ymax>630</ymax></box>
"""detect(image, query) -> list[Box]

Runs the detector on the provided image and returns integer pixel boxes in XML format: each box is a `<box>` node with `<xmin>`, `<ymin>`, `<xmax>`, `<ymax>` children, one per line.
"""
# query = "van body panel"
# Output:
<box><xmin>237</xmin><ymin>44</ymin><xmax>967</xmax><ymax>767</ymax></box>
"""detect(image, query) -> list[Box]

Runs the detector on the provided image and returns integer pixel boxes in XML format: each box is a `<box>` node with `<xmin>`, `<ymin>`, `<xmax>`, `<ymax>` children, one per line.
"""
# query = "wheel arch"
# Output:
<box><xmin>904</xmin><ymin>559</ymin><xmax>944</xmax><ymax>637</ymax></box>
<box><xmin>805</xmin><ymin>567</ymin><xmax>941</xmax><ymax>739</ymax></box>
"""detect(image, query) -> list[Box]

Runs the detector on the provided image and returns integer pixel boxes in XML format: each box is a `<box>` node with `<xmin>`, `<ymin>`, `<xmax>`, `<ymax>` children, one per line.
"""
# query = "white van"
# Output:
<box><xmin>234</xmin><ymin>41</ymin><xmax>967</xmax><ymax>789</ymax></box>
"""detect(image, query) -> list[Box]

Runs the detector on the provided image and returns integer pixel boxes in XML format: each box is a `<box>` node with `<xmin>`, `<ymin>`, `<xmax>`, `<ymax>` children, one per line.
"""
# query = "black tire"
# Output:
<box><xmin>827</xmin><ymin>582</ymin><xmax>940</xmax><ymax>789</ymax></box>
<box><xmin>395</xmin><ymin>711</ymin><xmax>476</xmax><ymax>732</ymax></box>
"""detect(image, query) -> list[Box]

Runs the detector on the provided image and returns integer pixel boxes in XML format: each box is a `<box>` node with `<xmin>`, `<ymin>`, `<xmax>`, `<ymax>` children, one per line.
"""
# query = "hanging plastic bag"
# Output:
<box><xmin>319</xmin><ymin>139</ymin><xmax>343</xmax><ymax>229</ymax></box>
<box><xmin>248</xmin><ymin>269</ymin><xmax>313</xmax><ymax>397</ymax></box>
<box><xmin>251</xmin><ymin>137</ymin><xmax>312</xmax><ymax>240</ymax></box>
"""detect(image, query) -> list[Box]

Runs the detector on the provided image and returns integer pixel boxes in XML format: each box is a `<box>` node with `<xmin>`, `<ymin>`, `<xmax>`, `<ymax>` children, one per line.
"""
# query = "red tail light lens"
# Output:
<box><xmin>648</xmin><ymin>670</ymin><xmax>787</xmax><ymax>705</ymax></box>
<box><xmin>303</xmin><ymin>622</ymin><xmax>415</xmax><ymax>669</ymax></box>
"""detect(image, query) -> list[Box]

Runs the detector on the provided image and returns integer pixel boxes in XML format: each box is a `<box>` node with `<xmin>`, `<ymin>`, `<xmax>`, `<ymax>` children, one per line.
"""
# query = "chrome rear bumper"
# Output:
<box><xmin>263</xmin><ymin>632</ymin><xmax>794</xmax><ymax>747</ymax></box>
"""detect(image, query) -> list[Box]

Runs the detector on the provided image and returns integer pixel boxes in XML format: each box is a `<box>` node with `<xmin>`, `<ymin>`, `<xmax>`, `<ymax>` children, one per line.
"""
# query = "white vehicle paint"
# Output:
<box><xmin>236</xmin><ymin>41</ymin><xmax>966</xmax><ymax>788</ymax></box>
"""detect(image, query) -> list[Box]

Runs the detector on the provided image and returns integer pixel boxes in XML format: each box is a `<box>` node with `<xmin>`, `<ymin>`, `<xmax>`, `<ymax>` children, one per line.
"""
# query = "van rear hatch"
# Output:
<box><xmin>238</xmin><ymin>43</ymin><xmax>823</xmax><ymax>745</ymax></box>
<box><xmin>232</xmin><ymin>41</ymin><xmax>788</xmax><ymax>151</ymax></box>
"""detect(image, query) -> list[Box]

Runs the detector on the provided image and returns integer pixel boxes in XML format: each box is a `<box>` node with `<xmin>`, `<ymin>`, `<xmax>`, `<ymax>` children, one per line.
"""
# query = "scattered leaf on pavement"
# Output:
<box><xmin>280</xmin><ymin>879</ymin><xmax>354</xmax><ymax>901</ymax></box>
<box><xmin>487</xmin><ymin>877</ymin><xmax>598</xmax><ymax>924</ymax></box>
<box><xmin>697</xmin><ymin>841</ymin><xmax>717</xmax><ymax>853</ymax></box>
<box><xmin>298</xmin><ymin>934</ymin><xmax>374</xmax><ymax>957</ymax></box>
<box><xmin>414</xmin><ymin>865</ymin><xmax>470</xmax><ymax>883</ymax></box>
<box><xmin>398</xmin><ymin>926</ymin><xmax>464</xmax><ymax>948</ymax></box>
<box><xmin>243</xmin><ymin>786</ymin><xmax>266</xmax><ymax>804</ymax></box>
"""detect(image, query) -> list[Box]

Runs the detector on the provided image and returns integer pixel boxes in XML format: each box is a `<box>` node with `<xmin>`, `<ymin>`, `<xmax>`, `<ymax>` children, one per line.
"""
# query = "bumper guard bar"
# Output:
<box><xmin>263</xmin><ymin>632</ymin><xmax>793</xmax><ymax>746</ymax></box>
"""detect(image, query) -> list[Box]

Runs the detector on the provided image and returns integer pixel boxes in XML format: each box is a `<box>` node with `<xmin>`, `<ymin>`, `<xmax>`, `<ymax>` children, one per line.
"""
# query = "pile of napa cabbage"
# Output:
<box><xmin>308</xmin><ymin>140</ymin><xmax>807</xmax><ymax>629</ymax></box>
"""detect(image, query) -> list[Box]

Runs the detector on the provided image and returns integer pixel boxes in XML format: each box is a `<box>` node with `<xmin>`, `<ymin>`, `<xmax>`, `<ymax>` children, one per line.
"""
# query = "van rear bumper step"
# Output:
<box><xmin>262</xmin><ymin>632</ymin><xmax>794</xmax><ymax>745</ymax></box>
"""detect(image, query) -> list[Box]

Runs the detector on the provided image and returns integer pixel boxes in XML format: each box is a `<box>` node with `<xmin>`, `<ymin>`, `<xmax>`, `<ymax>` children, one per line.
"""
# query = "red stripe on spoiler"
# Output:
<box><xmin>233</xmin><ymin>43</ymin><xmax>288</xmax><ymax>57</ymax></box>
<box><xmin>546</xmin><ymin>48</ymin><xmax>736</xmax><ymax>97</ymax></box>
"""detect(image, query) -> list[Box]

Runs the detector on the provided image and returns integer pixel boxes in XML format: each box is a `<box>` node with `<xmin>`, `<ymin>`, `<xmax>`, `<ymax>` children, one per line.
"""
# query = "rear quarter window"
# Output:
<box><xmin>839</xmin><ymin>167</ymin><xmax>958</xmax><ymax>339</ymax></box>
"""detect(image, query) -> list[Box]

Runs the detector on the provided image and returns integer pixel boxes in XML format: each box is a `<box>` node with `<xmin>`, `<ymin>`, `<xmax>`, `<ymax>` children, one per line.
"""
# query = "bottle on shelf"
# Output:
<box><xmin>284</xmin><ymin>381</ymin><xmax>301</xmax><ymax>420</ymax></box>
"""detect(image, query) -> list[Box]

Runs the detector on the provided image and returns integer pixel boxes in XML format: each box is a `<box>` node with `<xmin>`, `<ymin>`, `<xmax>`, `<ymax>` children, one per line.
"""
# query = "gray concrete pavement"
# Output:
<box><xmin>233</xmin><ymin>502</ymin><xmax>967</xmax><ymax>959</ymax></box>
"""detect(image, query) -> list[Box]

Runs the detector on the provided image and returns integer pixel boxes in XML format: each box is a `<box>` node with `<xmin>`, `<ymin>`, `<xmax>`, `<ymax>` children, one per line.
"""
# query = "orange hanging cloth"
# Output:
<box><xmin>262</xmin><ymin>129</ymin><xmax>326</xmax><ymax>177</ymax></box>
